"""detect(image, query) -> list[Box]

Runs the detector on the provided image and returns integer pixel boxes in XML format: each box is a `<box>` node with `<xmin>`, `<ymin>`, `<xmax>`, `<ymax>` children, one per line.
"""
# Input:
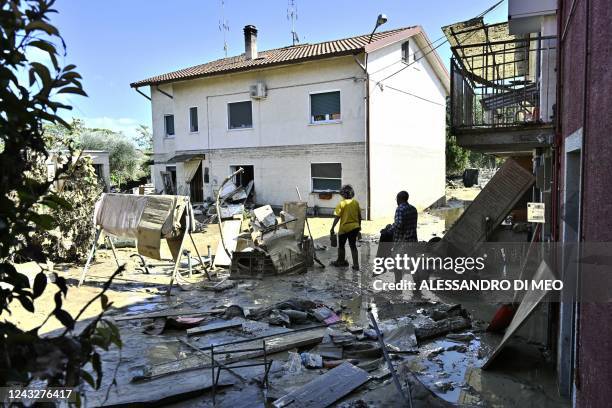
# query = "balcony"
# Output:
<box><xmin>446</xmin><ymin>21</ymin><xmax>556</xmax><ymax>153</ymax></box>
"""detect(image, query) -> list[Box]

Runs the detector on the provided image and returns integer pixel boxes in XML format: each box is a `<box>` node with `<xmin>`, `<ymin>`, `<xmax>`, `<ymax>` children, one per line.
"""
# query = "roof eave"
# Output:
<box><xmin>130</xmin><ymin>49</ymin><xmax>364</xmax><ymax>88</ymax></box>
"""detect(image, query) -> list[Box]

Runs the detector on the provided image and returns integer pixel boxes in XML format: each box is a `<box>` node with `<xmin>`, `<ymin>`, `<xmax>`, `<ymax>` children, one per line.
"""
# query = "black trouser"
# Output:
<box><xmin>337</xmin><ymin>228</ymin><xmax>360</xmax><ymax>266</ymax></box>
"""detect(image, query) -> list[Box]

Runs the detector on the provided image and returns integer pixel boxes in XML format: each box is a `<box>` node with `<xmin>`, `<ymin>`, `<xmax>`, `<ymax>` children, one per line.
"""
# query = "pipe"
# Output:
<box><xmin>133</xmin><ymin>87</ymin><xmax>151</xmax><ymax>101</ymax></box>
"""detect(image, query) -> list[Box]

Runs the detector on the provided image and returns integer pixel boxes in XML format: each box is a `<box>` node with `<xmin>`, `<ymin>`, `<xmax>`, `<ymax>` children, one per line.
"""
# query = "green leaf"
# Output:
<box><xmin>30</xmin><ymin>213</ymin><xmax>55</xmax><ymax>230</ymax></box>
<box><xmin>92</xmin><ymin>352</ymin><xmax>102</xmax><ymax>389</ymax></box>
<box><xmin>54</xmin><ymin>291</ymin><xmax>63</xmax><ymax>309</ymax></box>
<box><xmin>32</xmin><ymin>271</ymin><xmax>47</xmax><ymax>298</ymax></box>
<box><xmin>25</xmin><ymin>20</ymin><xmax>60</xmax><ymax>36</ymax></box>
<box><xmin>1</xmin><ymin>264</ymin><xmax>31</xmax><ymax>290</ymax></box>
<box><xmin>106</xmin><ymin>321</ymin><xmax>122</xmax><ymax>348</ymax></box>
<box><xmin>17</xmin><ymin>295</ymin><xmax>35</xmax><ymax>313</ymax></box>
<box><xmin>55</xmin><ymin>276</ymin><xmax>68</xmax><ymax>296</ymax></box>
<box><xmin>29</xmin><ymin>40</ymin><xmax>57</xmax><ymax>56</ymax></box>
<box><xmin>54</xmin><ymin>308</ymin><xmax>75</xmax><ymax>330</ymax></box>
<box><xmin>57</xmin><ymin>86</ymin><xmax>88</xmax><ymax>97</ymax></box>
<box><xmin>80</xmin><ymin>370</ymin><xmax>95</xmax><ymax>388</ymax></box>
<box><xmin>30</xmin><ymin>62</ymin><xmax>52</xmax><ymax>88</ymax></box>
<box><xmin>100</xmin><ymin>294</ymin><xmax>109</xmax><ymax>309</ymax></box>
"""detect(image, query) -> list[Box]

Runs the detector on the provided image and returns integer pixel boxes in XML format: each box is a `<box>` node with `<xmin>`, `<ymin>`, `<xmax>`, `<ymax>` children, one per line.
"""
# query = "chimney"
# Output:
<box><xmin>244</xmin><ymin>25</ymin><xmax>258</xmax><ymax>60</ymax></box>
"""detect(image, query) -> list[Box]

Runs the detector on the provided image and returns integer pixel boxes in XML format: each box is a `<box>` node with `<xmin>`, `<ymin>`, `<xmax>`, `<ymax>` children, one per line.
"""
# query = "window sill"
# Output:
<box><xmin>164</xmin><ymin>135</ymin><xmax>175</xmax><ymax>139</ymax></box>
<box><xmin>308</xmin><ymin>120</ymin><xmax>342</xmax><ymax>126</ymax></box>
<box><xmin>227</xmin><ymin>127</ymin><xmax>254</xmax><ymax>132</ymax></box>
<box><xmin>189</xmin><ymin>131</ymin><xmax>200</xmax><ymax>135</ymax></box>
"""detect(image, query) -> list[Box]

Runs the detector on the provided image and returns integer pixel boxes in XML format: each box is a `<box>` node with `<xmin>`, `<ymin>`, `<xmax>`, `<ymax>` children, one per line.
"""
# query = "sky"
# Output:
<box><xmin>50</xmin><ymin>0</ymin><xmax>507</xmax><ymax>140</ymax></box>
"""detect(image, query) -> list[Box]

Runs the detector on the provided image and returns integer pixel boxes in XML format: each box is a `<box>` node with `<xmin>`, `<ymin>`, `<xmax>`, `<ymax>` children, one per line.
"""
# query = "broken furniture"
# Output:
<box><xmin>79</xmin><ymin>193</ymin><xmax>210</xmax><ymax>292</ymax></box>
<box><xmin>229</xmin><ymin>202</ymin><xmax>314</xmax><ymax>279</ymax></box>
<box><xmin>210</xmin><ymin>340</ymin><xmax>272</xmax><ymax>405</ymax></box>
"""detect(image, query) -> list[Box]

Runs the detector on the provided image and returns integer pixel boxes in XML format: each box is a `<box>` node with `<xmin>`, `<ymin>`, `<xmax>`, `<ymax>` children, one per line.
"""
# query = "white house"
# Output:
<box><xmin>131</xmin><ymin>25</ymin><xmax>449</xmax><ymax>219</ymax></box>
<box><xmin>47</xmin><ymin>149</ymin><xmax>111</xmax><ymax>192</ymax></box>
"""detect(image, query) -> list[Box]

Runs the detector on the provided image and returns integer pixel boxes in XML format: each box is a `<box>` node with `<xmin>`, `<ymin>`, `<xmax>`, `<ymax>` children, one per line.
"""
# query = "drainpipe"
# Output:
<box><xmin>365</xmin><ymin>67</ymin><xmax>372</xmax><ymax>221</ymax></box>
<box><xmin>354</xmin><ymin>53</ymin><xmax>371</xmax><ymax>221</ymax></box>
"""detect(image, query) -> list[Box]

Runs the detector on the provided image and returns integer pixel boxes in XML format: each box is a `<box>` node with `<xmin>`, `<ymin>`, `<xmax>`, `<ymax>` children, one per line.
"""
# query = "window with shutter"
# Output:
<box><xmin>310</xmin><ymin>91</ymin><xmax>341</xmax><ymax>123</ymax></box>
<box><xmin>311</xmin><ymin>163</ymin><xmax>342</xmax><ymax>192</ymax></box>
<box><xmin>164</xmin><ymin>114</ymin><xmax>175</xmax><ymax>136</ymax></box>
<box><xmin>228</xmin><ymin>101</ymin><xmax>253</xmax><ymax>129</ymax></box>
<box><xmin>189</xmin><ymin>107</ymin><xmax>198</xmax><ymax>132</ymax></box>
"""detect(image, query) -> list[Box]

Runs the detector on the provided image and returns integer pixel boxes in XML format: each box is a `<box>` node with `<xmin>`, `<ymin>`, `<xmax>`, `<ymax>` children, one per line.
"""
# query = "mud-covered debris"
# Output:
<box><xmin>268</xmin><ymin>309</ymin><xmax>291</xmax><ymax>326</ymax></box>
<box><xmin>249</xmin><ymin>298</ymin><xmax>317</xmax><ymax>320</ymax></box>
<box><xmin>446</xmin><ymin>332</ymin><xmax>475</xmax><ymax>342</ymax></box>
<box><xmin>283</xmin><ymin>309</ymin><xmax>309</xmax><ymax>323</ymax></box>
<box><xmin>383</xmin><ymin>323</ymin><xmax>417</xmax><ymax>351</ymax></box>
<box><xmin>426</xmin><ymin>347</ymin><xmax>445</xmax><ymax>360</ymax></box>
<box><xmin>223</xmin><ymin>304</ymin><xmax>245</xmax><ymax>319</ymax></box>
<box><xmin>446</xmin><ymin>344</ymin><xmax>468</xmax><ymax>353</ymax></box>
<box><xmin>300</xmin><ymin>352</ymin><xmax>323</xmax><ymax>368</ymax></box>
<box><xmin>415</xmin><ymin>316</ymin><xmax>472</xmax><ymax>340</ymax></box>
<box><xmin>363</xmin><ymin>329</ymin><xmax>378</xmax><ymax>340</ymax></box>
<box><xmin>312</xmin><ymin>306</ymin><xmax>340</xmax><ymax>325</ymax></box>
<box><xmin>329</xmin><ymin>330</ymin><xmax>357</xmax><ymax>345</ymax></box>
<box><xmin>434</xmin><ymin>381</ymin><xmax>454</xmax><ymax>392</ymax></box>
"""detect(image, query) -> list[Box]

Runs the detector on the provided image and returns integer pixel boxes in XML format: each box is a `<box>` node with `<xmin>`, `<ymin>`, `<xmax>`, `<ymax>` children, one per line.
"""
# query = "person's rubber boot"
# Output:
<box><xmin>351</xmin><ymin>250</ymin><xmax>359</xmax><ymax>270</ymax></box>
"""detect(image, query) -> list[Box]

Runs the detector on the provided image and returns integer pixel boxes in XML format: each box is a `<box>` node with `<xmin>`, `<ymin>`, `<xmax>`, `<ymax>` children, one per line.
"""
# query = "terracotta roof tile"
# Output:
<box><xmin>131</xmin><ymin>26</ymin><xmax>416</xmax><ymax>87</ymax></box>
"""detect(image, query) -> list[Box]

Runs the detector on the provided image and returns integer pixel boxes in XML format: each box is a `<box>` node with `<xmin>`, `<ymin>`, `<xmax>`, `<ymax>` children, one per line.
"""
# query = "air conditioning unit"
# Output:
<box><xmin>249</xmin><ymin>82</ymin><xmax>267</xmax><ymax>99</ymax></box>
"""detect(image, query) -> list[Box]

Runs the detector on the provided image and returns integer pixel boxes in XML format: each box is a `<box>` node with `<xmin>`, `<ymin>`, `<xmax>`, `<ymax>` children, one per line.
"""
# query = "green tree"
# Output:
<box><xmin>445</xmin><ymin>100</ymin><xmax>470</xmax><ymax>175</ymax></box>
<box><xmin>79</xmin><ymin>130</ymin><xmax>145</xmax><ymax>188</ymax></box>
<box><xmin>135</xmin><ymin>124</ymin><xmax>152</xmax><ymax>150</ymax></box>
<box><xmin>0</xmin><ymin>0</ymin><xmax>120</xmax><ymax>397</ymax></box>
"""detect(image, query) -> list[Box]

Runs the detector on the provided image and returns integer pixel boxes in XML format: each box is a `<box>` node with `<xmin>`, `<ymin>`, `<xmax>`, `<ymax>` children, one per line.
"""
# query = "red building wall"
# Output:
<box><xmin>558</xmin><ymin>0</ymin><xmax>612</xmax><ymax>406</ymax></box>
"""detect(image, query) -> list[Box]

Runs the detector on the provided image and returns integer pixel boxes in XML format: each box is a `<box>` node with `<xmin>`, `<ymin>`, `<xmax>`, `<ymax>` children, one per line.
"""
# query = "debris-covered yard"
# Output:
<box><xmin>5</xmin><ymin>186</ymin><xmax>567</xmax><ymax>407</ymax></box>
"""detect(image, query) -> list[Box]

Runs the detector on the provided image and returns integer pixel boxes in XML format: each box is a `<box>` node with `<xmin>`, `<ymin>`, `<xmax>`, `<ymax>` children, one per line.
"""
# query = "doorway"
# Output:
<box><xmin>190</xmin><ymin>163</ymin><xmax>204</xmax><ymax>202</ymax></box>
<box><xmin>558</xmin><ymin>129</ymin><xmax>582</xmax><ymax>397</ymax></box>
<box><xmin>230</xmin><ymin>165</ymin><xmax>254</xmax><ymax>188</ymax></box>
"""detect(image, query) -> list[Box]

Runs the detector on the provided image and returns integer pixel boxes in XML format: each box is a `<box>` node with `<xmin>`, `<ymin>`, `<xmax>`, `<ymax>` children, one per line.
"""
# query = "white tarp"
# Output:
<box><xmin>93</xmin><ymin>193</ymin><xmax>189</xmax><ymax>260</ymax></box>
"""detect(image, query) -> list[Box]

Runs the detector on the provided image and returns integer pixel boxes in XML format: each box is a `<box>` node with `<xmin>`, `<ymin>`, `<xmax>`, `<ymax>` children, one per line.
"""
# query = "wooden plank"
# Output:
<box><xmin>213</xmin><ymin>219</ymin><xmax>242</xmax><ymax>267</ymax></box>
<box><xmin>272</xmin><ymin>362</ymin><xmax>370</xmax><ymax>408</ymax></box>
<box><xmin>140</xmin><ymin>328</ymin><xmax>326</xmax><ymax>380</ymax></box>
<box><xmin>186</xmin><ymin>319</ymin><xmax>243</xmax><ymax>336</ymax></box>
<box><xmin>482</xmin><ymin>260</ymin><xmax>554</xmax><ymax>369</ymax></box>
<box><xmin>114</xmin><ymin>308</ymin><xmax>223</xmax><ymax>322</ymax></box>
<box><xmin>87</xmin><ymin>368</ymin><xmax>233</xmax><ymax>407</ymax></box>
<box><xmin>441</xmin><ymin>158</ymin><xmax>535</xmax><ymax>256</ymax></box>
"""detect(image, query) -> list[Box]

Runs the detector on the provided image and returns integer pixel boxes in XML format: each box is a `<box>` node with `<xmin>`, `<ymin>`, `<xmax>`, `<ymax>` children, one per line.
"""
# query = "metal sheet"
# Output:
<box><xmin>482</xmin><ymin>260</ymin><xmax>555</xmax><ymax>369</ymax></box>
<box><xmin>213</xmin><ymin>220</ymin><xmax>242</xmax><ymax>267</ymax></box>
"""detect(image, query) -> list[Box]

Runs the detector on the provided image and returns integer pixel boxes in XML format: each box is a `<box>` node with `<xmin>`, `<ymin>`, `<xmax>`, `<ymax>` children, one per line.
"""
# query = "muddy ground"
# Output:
<box><xmin>5</xmin><ymin>187</ymin><xmax>568</xmax><ymax>407</ymax></box>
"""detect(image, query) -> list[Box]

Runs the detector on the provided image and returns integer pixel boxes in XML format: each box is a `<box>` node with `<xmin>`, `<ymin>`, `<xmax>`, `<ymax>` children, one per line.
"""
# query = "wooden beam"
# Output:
<box><xmin>272</xmin><ymin>362</ymin><xmax>370</xmax><ymax>408</ymax></box>
<box><xmin>139</xmin><ymin>328</ymin><xmax>326</xmax><ymax>381</ymax></box>
<box><xmin>186</xmin><ymin>319</ymin><xmax>242</xmax><ymax>336</ymax></box>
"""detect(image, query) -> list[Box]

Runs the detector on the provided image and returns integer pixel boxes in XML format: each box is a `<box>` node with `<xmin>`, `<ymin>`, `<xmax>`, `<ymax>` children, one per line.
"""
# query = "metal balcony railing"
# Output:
<box><xmin>450</xmin><ymin>36</ymin><xmax>557</xmax><ymax>132</ymax></box>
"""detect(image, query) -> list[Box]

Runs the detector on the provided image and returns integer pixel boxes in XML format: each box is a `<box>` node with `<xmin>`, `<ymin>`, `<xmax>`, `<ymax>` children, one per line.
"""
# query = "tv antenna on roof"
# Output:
<box><xmin>219</xmin><ymin>0</ymin><xmax>230</xmax><ymax>56</ymax></box>
<box><xmin>287</xmin><ymin>0</ymin><xmax>299</xmax><ymax>45</ymax></box>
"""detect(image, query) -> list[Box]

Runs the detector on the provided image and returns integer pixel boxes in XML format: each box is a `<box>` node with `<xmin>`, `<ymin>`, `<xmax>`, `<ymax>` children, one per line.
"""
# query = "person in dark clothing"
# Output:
<box><xmin>389</xmin><ymin>191</ymin><xmax>421</xmax><ymax>289</ymax></box>
<box><xmin>390</xmin><ymin>191</ymin><xmax>418</xmax><ymax>243</ymax></box>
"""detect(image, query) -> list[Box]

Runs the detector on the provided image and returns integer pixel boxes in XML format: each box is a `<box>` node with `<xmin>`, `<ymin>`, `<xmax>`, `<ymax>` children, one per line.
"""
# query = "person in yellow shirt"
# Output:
<box><xmin>330</xmin><ymin>184</ymin><xmax>361</xmax><ymax>270</ymax></box>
